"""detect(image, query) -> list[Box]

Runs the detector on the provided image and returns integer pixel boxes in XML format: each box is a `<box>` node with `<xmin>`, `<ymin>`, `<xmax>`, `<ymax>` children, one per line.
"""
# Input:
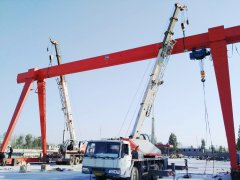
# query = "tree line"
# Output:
<box><xmin>1</xmin><ymin>130</ymin><xmax>237</xmax><ymax>151</ymax></box>
<box><xmin>168</xmin><ymin>124</ymin><xmax>240</xmax><ymax>152</ymax></box>
<box><xmin>167</xmin><ymin>132</ymin><xmax>228</xmax><ymax>153</ymax></box>
<box><xmin>10</xmin><ymin>134</ymin><xmax>42</xmax><ymax>149</ymax></box>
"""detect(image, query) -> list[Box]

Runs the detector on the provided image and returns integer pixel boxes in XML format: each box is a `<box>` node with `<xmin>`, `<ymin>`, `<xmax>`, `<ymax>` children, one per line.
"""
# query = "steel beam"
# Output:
<box><xmin>37</xmin><ymin>80</ymin><xmax>47</xmax><ymax>157</ymax></box>
<box><xmin>17</xmin><ymin>26</ymin><xmax>240</xmax><ymax>84</ymax></box>
<box><xmin>209</xmin><ymin>26</ymin><xmax>237</xmax><ymax>169</ymax></box>
<box><xmin>0</xmin><ymin>79</ymin><xmax>33</xmax><ymax>152</ymax></box>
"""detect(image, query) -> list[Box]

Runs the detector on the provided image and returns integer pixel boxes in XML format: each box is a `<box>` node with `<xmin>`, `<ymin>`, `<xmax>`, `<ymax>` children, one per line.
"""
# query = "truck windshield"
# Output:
<box><xmin>85</xmin><ymin>142</ymin><xmax>120</xmax><ymax>158</ymax></box>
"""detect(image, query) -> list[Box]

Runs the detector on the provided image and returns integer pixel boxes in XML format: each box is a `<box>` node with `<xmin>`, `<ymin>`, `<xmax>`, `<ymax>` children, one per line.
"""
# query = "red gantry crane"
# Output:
<box><xmin>1</xmin><ymin>24</ymin><xmax>240</xmax><ymax>177</ymax></box>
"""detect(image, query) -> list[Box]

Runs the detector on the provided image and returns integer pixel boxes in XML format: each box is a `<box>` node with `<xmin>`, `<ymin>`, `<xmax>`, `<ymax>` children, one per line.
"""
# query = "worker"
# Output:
<box><xmin>59</xmin><ymin>144</ymin><xmax>64</xmax><ymax>154</ymax></box>
<box><xmin>67</xmin><ymin>141</ymin><xmax>74</xmax><ymax>150</ymax></box>
<box><xmin>8</xmin><ymin>146</ymin><xmax>13</xmax><ymax>158</ymax></box>
<box><xmin>131</xmin><ymin>146</ymin><xmax>139</xmax><ymax>159</ymax></box>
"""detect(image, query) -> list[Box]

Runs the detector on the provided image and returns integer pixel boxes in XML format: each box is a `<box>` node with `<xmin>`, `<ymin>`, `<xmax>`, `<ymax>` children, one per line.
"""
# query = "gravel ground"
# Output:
<box><xmin>0</xmin><ymin>158</ymin><xmax>231</xmax><ymax>179</ymax></box>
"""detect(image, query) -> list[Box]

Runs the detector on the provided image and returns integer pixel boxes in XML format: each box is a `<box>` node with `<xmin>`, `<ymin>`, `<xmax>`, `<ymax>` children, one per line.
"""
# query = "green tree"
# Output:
<box><xmin>7</xmin><ymin>134</ymin><xmax>43</xmax><ymax>149</ymax></box>
<box><xmin>219</xmin><ymin>145</ymin><xmax>223</xmax><ymax>153</ymax></box>
<box><xmin>222</xmin><ymin>146</ymin><xmax>227</xmax><ymax>153</ymax></box>
<box><xmin>210</xmin><ymin>145</ymin><xmax>216</xmax><ymax>153</ymax></box>
<box><xmin>10</xmin><ymin>135</ymin><xmax>17</xmax><ymax>148</ymax></box>
<box><xmin>32</xmin><ymin>137</ymin><xmax>41</xmax><ymax>148</ymax></box>
<box><xmin>16</xmin><ymin>135</ymin><xmax>24</xmax><ymax>148</ymax></box>
<box><xmin>237</xmin><ymin>126</ymin><xmax>240</xmax><ymax>151</ymax></box>
<box><xmin>201</xmin><ymin>139</ymin><xmax>206</xmax><ymax>151</ymax></box>
<box><xmin>25</xmin><ymin>134</ymin><xmax>33</xmax><ymax>148</ymax></box>
<box><xmin>168</xmin><ymin>133</ymin><xmax>178</xmax><ymax>152</ymax></box>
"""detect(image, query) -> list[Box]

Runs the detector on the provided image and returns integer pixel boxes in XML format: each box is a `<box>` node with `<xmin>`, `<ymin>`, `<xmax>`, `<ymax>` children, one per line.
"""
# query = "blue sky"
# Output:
<box><xmin>0</xmin><ymin>0</ymin><xmax>240</xmax><ymax>149</ymax></box>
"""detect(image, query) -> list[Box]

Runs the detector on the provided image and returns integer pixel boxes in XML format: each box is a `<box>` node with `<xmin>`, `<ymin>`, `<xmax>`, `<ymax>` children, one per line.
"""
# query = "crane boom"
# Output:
<box><xmin>50</xmin><ymin>39</ymin><xmax>76</xmax><ymax>142</ymax></box>
<box><xmin>130</xmin><ymin>3</ymin><xmax>187</xmax><ymax>138</ymax></box>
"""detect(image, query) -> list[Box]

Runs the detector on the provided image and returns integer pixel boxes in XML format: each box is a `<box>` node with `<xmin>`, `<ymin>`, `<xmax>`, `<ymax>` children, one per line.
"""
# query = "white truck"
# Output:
<box><xmin>82</xmin><ymin>3</ymin><xmax>187</xmax><ymax>179</ymax></box>
<box><xmin>83</xmin><ymin>138</ymin><xmax>168</xmax><ymax>179</ymax></box>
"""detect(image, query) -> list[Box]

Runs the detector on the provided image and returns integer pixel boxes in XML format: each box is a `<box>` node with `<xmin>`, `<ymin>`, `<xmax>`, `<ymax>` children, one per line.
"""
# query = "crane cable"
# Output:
<box><xmin>181</xmin><ymin>7</ymin><xmax>189</xmax><ymax>51</ymax></box>
<box><xmin>199</xmin><ymin>59</ymin><xmax>215</xmax><ymax>174</ymax></box>
<box><xmin>235</xmin><ymin>45</ymin><xmax>240</xmax><ymax>56</ymax></box>
<box><xmin>119</xmin><ymin>59</ymin><xmax>153</xmax><ymax>137</ymax></box>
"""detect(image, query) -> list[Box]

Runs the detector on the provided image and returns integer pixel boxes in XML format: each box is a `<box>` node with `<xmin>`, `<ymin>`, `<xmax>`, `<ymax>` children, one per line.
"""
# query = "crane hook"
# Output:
<box><xmin>201</xmin><ymin>70</ymin><xmax>206</xmax><ymax>82</ymax></box>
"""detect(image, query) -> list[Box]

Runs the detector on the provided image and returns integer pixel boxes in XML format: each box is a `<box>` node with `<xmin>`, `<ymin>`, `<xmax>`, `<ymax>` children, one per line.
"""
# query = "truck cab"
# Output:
<box><xmin>82</xmin><ymin>138</ymin><xmax>167</xmax><ymax>179</ymax></box>
<box><xmin>82</xmin><ymin>139</ymin><xmax>132</xmax><ymax>179</ymax></box>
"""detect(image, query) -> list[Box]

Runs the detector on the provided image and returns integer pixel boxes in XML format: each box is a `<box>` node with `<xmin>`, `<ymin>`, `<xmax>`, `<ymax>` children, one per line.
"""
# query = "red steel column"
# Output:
<box><xmin>37</xmin><ymin>80</ymin><xmax>47</xmax><ymax>157</ymax></box>
<box><xmin>209</xmin><ymin>26</ymin><xmax>237</xmax><ymax>169</ymax></box>
<box><xmin>0</xmin><ymin>80</ymin><xmax>33</xmax><ymax>152</ymax></box>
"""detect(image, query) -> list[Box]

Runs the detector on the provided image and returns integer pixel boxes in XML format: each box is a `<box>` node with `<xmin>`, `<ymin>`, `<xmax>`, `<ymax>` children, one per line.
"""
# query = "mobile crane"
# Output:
<box><xmin>82</xmin><ymin>3</ymin><xmax>187</xmax><ymax>179</ymax></box>
<box><xmin>47</xmin><ymin>39</ymin><xmax>86</xmax><ymax>165</ymax></box>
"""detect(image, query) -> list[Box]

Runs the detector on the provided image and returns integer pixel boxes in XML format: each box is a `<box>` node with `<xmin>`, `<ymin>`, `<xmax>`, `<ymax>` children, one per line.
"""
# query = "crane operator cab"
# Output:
<box><xmin>67</xmin><ymin>140</ymin><xmax>74</xmax><ymax>150</ymax></box>
<box><xmin>59</xmin><ymin>139</ymin><xmax>79</xmax><ymax>153</ymax></box>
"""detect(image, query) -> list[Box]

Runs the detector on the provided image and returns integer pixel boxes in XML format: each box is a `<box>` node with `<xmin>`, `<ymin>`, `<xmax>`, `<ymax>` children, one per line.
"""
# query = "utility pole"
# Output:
<box><xmin>151</xmin><ymin>117</ymin><xmax>156</xmax><ymax>144</ymax></box>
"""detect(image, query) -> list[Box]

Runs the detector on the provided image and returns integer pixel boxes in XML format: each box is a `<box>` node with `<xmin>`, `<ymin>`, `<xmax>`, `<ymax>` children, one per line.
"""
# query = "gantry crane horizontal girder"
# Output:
<box><xmin>17</xmin><ymin>26</ymin><xmax>240</xmax><ymax>83</ymax></box>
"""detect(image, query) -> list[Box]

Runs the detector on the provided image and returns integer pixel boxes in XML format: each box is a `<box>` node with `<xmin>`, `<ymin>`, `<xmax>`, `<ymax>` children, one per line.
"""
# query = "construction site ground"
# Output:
<box><xmin>0</xmin><ymin>158</ymin><xmax>231</xmax><ymax>179</ymax></box>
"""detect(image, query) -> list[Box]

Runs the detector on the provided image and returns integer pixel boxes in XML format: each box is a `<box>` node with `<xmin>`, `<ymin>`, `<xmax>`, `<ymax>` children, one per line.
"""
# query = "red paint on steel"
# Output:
<box><xmin>144</xmin><ymin>153</ymin><xmax>161</xmax><ymax>157</ymax></box>
<box><xmin>209</xmin><ymin>26</ymin><xmax>237</xmax><ymax>169</ymax></box>
<box><xmin>155</xmin><ymin>143</ymin><xmax>173</xmax><ymax>148</ymax></box>
<box><xmin>5</xmin><ymin>157</ymin><xmax>41</xmax><ymax>165</ymax></box>
<box><xmin>121</xmin><ymin>138</ymin><xmax>138</xmax><ymax>150</ymax></box>
<box><xmin>37</xmin><ymin>80</ymin><xmax>47</xmax><ymax>157</ymax></box>
<box><xmin>17</xmin><ymin>26</ymin><xmax>240</xmax><ymax>84</ymax></box>
<box><xmin>0</xmin><ymin>79</ymin><xmax>33</xmax><ymax>152</ymax></box>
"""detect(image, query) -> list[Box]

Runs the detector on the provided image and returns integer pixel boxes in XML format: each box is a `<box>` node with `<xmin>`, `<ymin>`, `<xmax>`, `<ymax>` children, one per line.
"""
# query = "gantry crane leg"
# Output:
<box><xmin>209</xmin><ymin>27</ymin><xmax>239</xmax><ymax>177</ymax></box>
<box><xmin>37</xmin><ymin>80</ymin><xmax>47</xmax><ymax>157</ymax></box>
<box><xmin>0</xmin><ymin>79</ymin><xmax>33</xmax><ymax>152</ymax></box>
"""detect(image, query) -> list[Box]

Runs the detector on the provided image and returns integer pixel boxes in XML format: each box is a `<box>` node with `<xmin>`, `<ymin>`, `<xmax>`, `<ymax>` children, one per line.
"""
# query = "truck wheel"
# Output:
<box><xmin>74</xmin><ymin>157</ymin><xmax>80</xmax><ymax>165</ymax></box>
<box><xmin>151</xmin><ymin>165</ymin><xmax>159</xmax><ymax>180</ymax></box>
<box><xmin>130</xmin><ymin>167</ymin><xmax>139</xmax><ymax>180</ymax></box>
<box><xmin>150</xmin><ymin>164</ymin><xmax>162</xmax><ymax>180</ymax></box>
<box><xmin>79</xmin><ymin>156</ymin><xmax>83</xmax><ymax>163</ymax></box>
<box><xmin>95</xmin><ymin>176</ymin><xmax>106</xmax><ymax>180</ymax></box>
<box><xmin>56</xmin><ymin>161</ymin><xmax>61</xmax><ymax>165</ymax></box>
<box><xmin>69</xmin><ymin>156</ymin><xmax>75</xmax><ymax>165</ymax></box>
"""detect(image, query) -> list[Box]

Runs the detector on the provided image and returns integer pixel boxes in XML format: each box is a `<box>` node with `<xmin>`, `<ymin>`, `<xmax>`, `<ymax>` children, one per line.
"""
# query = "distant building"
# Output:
<box><xmin>179</xmin><ymin>147</ymin><xmax>204</xmax><ymax>157</ymax></box>
<box><xmin>47</xmin><ymin>144</ymin><xmax>60</xmax><ymax>151</ymax></box>
<box><xmin>178</xmin><ymin>147</ymin><xmax>229</xmax><ymax>160</ymax></box>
